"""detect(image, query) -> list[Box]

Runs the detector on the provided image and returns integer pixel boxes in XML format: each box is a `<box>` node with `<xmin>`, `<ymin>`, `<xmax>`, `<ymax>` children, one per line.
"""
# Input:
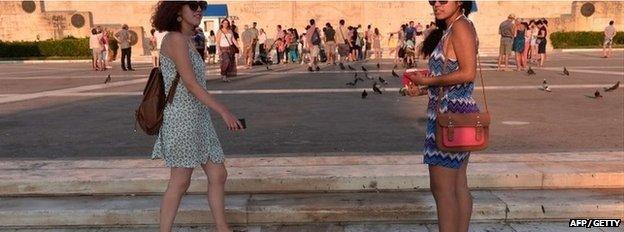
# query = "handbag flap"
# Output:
<box><xmin>437</xmin><ymin>113</ymin><xmax>490</xmax><ymax>126</ymax></box>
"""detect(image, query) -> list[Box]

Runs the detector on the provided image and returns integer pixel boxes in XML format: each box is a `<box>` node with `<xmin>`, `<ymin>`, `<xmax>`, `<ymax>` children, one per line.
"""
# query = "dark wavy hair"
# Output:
<box><xmin>421</xmin><ymin>1</ymin><xmax>474</xmax><ymax>58</ymax></box>
<box><xmin>151</xmin><ymin>1</ymin><xmax>207</xmax><ymax>32</ymax></box>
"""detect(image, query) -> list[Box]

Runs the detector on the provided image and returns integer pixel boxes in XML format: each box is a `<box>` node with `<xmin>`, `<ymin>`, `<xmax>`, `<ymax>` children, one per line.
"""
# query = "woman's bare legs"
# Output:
<box><xmin>429</xmin><ymin>165</ymin><xmax>460</xmax><ymax>232</ymax></box>
<box><xmin>515</xmin><ymin>53</ymin><xmax>522</xmax><ymax>71</ymax></box>
<box><xmin>201</xmin><ymin>161</ymin><xmax>231</xmax><ymax>232</ymax></box>
<box><xmin>159</xmin><ymin>167</ymin><xmax>194</xmax><ymax>232</ymax></box>
<box><xmin>456</xmin><ymin>159</ymin><xmax>472</xmax><ymax>232</ymax></box>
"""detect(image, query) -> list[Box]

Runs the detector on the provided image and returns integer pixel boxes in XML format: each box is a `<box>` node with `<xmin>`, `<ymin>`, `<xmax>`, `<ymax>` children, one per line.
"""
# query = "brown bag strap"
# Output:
<box><xmin>166</xmin><ymin>73</ymin><xmax>180</xmax><ymax>104</ymax></box>
<box><xmin>436</xmin><ymin>17</ymin><xmax>488</xmax><ymax>114</ymax></box>
<box><xmin>436</xmin><ymin>54</ymin><xmax>488</xmax><ymax>114</ymax></box>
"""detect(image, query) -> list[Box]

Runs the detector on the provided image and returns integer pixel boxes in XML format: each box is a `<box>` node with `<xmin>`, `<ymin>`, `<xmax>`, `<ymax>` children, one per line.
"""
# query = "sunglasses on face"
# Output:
<box><xmin>186</xmin><ymin>1</ymin><xmax>207</xmax><ymax>12</ymax></box>
<box><xmin>428</xmin><ymin>0</ymin><xmax>449</xmax><ymax>6</ymax></box>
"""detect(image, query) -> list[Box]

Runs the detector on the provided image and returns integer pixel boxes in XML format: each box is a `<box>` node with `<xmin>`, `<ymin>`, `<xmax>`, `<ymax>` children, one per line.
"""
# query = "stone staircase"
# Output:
<box><xmin>0</xmin><ymin>151</ymin><xmax>623</xmax><ymax>229</ymax></box>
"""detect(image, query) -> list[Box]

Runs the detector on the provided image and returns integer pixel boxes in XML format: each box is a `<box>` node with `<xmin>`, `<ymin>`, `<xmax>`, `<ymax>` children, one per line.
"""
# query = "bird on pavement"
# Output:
<box><xmin>604</xmin><ymin>81</ymin><xmax>620</xmax><ymax>92</ymax></box>
<box><xmin>594</xmin><ymin>90</ymin><xmax>603</xmax><ymax>98</ymax></box>
<box><xmin>563</xmin><ymin>67</ymin><xmax>570</xmax><ymax>76</ymax></box>
<box><xmin>348</xmin><ymin>65</ymin><xmax>356</xmax><ymax>71</ymax></box>
<box><xmin>527</xmin><ymin>67</ymin><xmax>536</xmax><ymax>75</ymax></box>
<box><xmin>316</xmin><ymin>66</ymin><xmax>321</xmax><ymax>71</ymax></box>
<box><xmin>376</xmin><ymin>63</ymin><xmax>380</xmax><ymax>69</ymax></box>
<box><xmin>373</xmin><ymin>82</ymin><xmax>383</xmax><ymax>94</ymax></box>
<box><xmin>104</xmin><ymin>74</ymin><xmax>111</xmax><ymax>84</ymax></box>
<box><xmin>354</xmin><ymin>73</ymin><xmax>364</xmax><ymax>81</ymax></box>
<box><xmin>361</xmin><ymin>90</ymin><xmax>368</xmax><ymax>99</ymax></box>
<box><xmin>541</xmin><ymin>79</ymin><xmax>551</xmax><ymax>92</ymax></box>
<box><xmin>362</xmin><ymin>66</ymin><xmax>368</xmax><ymax>72</ymax></box>
<box><xmin>392</xmin><ymin>69</ymin><xmax>400</xmax><ymax>78</ymax></box>
<box><xmin>339</xmin><ymin>62</ymin><xmax>346</xmax><ymax>70</ymax></box>
<box><xmin>266</xmin><ymin>66</ymin><xmax>273</xmax><ymax>71</ymax></box>
<box><xmin>378</xmin><ymin>76</ymin><xmax>388</xmax><ymax>85</ymax></box>
<box><xmin>365</xmin><ymin>73</ymin><xmax>373</xmax><ymax>80</ymax></box>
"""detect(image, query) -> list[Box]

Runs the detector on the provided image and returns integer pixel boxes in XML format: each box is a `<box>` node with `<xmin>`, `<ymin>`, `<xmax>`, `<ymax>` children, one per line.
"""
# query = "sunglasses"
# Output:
<box><xmin>428</xmin><ymin>0</ymin><xmax>449</xmax><ymax>6</ymax></box>
<box><xmin>186</xmin><ymin>1</ymin><xmax>207</xmax><ymax>12</ymax></box>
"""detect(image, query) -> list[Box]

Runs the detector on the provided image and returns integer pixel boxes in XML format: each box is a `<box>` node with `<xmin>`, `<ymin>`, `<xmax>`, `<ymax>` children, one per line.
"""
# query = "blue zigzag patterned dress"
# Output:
<box><xmin>423</xmin><ymin>21</ymin><xmax>480</xmax><ymax>169</ymax></box>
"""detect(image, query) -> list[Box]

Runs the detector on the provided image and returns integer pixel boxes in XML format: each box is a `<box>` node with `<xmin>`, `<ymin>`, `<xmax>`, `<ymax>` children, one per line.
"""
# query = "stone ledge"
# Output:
<box><xmin>0</xmin><ymin>152</ymin><xmax>622</xmax><ymax>196</ymax></box>
<box><xmin>0</xmin><ymin>189</ymin><xmax>621</xmax><ymax>227</ymax></box>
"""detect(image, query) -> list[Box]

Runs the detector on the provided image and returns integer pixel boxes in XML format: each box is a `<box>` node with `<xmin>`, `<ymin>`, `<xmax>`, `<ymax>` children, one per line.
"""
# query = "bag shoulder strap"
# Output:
<box><xmin>436</xmin><ymin>54</ymin><xmax>488</xmax><ymax>113</ymax></box>
<box><xmin>436</xmin><ymin>17</ymin><xmax>488</xmax><ymax>114</ymax></box>
<box><xmin>166</xmin><ymin>72</ymin><xmax>180</xmax><ymax>104</ymax></box>
<box><xmin>222</xmin><ymin>30</ymin><xmax>233</xmax><ymax>46</ymax></box>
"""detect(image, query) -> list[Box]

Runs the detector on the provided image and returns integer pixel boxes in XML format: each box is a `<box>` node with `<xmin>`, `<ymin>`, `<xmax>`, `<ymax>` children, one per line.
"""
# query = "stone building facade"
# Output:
<box><xmin>1</xmin><ymin>1</ymin><xmax>622</xmax><ymax>55</ymax></box>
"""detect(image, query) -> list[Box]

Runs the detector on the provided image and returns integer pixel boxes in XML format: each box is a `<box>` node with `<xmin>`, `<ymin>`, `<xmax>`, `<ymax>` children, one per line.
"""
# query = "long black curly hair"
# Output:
<box><xmin>420</xmin><ymin>1</ymin><xmax>474</xmax><ymax>58</ymax></box>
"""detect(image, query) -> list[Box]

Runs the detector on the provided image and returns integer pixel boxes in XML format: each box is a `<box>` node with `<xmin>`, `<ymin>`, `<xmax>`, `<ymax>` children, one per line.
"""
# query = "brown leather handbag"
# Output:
<box><xmin>135</xmin><ymin>67</ymin><xmax>180</xmax><ymax>135</ymax></box>
<box><xmin>435</xmin><ymin>56</ymin><xmax>490</xmax><ymax>152</ymax></box>
<box><xmin>223</xmin><ymin>32</ymin><xmax>239</xmax><ymax>54</ymax></box>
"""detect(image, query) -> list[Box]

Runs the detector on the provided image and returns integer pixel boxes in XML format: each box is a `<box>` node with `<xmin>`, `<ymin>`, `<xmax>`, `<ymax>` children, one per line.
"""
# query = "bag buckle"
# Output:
<box><xmin>475</xmin><ymin>121</ymin><xmax>483</xmax><ymax>141</ymax></box>
<box><xmin>447</xmin><ymin>120</ymin><xmax>455</xmax><ymax>141</ymax></box>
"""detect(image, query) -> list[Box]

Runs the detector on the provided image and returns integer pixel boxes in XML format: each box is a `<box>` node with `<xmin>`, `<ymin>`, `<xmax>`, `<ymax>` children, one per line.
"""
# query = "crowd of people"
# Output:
<box><xmin>88</xmin><ymin>24</ymin><xmax>136</xmax><ymax>72</ymax></box>
<box><xmin>171</xmin><ymin>18</ymin><xmax>438</xmax><ymax>82</ymax></box>
<box><xmin>497</xmin><ymin>14</ymin><xmax>550</xmax><ymax>71</ymax></box>
<box><xmin>498</xmin><ymin>15</ymin><xmax>616</xmax><ymax>72</ymax></box>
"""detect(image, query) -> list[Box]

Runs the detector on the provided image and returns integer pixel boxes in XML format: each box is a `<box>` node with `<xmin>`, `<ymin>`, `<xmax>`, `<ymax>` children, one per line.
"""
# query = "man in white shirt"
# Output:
<box><xmin>603</xmin><ymin>20</ymin><xmax>616</xmax><ymax>58</ymax></box>
<box><xmin>336</xmin><ymin>19</ymin><xmax>350</xmax><ymax>63</ymax></box>
<box><xmin>89</xmin><ymin>28</ymin><xmax>104</xmax><ymax>71</ymax></box>
<box><xmin>306</xmin><ymin>19</ymin><xmax>321</xmax><ymax>72</ymax></box>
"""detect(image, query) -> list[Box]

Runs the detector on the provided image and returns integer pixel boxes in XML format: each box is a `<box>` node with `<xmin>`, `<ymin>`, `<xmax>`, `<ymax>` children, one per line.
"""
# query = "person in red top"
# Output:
<box><xmin>275</xmin><ymin>38</ymin><xmax>285</xmax><ymax>64</ymax></box>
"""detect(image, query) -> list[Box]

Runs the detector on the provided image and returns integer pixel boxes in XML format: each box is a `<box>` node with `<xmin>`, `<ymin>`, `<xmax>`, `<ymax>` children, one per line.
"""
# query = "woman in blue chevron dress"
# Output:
<box><xmin>406</xmin><ymin>1</ymin><xmax>479</xmax><ymax>231</ymax></box>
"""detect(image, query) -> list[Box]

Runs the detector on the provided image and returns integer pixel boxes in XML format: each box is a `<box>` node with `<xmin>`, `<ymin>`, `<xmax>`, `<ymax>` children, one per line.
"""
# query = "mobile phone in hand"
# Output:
<box><xmin>238</xmin><ymin>118</ymin><xmax>247</xmax><ymax>129</ymax></box>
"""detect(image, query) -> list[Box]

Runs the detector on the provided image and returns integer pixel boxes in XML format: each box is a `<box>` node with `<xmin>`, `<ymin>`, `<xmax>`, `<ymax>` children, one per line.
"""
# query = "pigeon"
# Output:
<box><xmin>365</xmin><ymin>73</ymin><xmax>373</xmax><ymax>80</ymax></box>
<box><xmin>347</xmin><ymin>76</ymin><xmax>361</xmax><ymax>86</ymax></box>
<box><xmin>541</xmin><ymin>79</ymin><xmax>551</xmax><ymax>92</ymax></box>
<box><xmin>348</xmin><ymin>65</ymin><xmax>356</xmax><ymax>71</ymax></box>
<box><xmin>604</xmin><ymin>81</ymin><xmax>620</xmax><ymax>92</ymax></box>
<box><xmin>316</xmin><ymin>66</ymin><xmax>321</xmax><ymax>72</ymax></box>
<box><xmin>594</xmin><ymin>90</ymin><xmax>603</xmax><ymax>98</ymax></box>
<box><xmin>104</xmin><ymin>74</ymin><xmax>111</xmax><ymax>84</ymax></box>
<box><xmin>339</xmin><ymin>62</ymin><xmax>346</xmax><ymax>70</ymax></box>
<box><xmin>361</xmin><ymin>90</ymin><xmax>368</xmax><ymax>99</ymax></box>
<box><xmin>392</xmin><ymin>69</ymin><xmax>400</xmax><ymax>78</ymax></box>
<box><xmin>266</xmin><ymin>66</ymin><xmax>273</xmax><ymax>71</ymax></box>
<box><xmin>527</xmin><ymin>67</ymin><xmax>536</xmax><ymax>75</ymax></box>
<box><xmin>354</xmin><ymin>73</ymin><xmax>364</xmax><ymax>81</ymax></box>
<box><xmin>373</xmin><ymin>82</ymin><xmax>383</xmax><ymax>94</ymax></box>
<box><xmin>393</xmin><ymin>64</ymin><xmax>398</xmax><ymax>69</ymax></box>
<box><xmin>361</xmin><ymin>66</ymin><xmax>368</xmax><ymax>72</ymax></box>
<box><xmin>585</xmin><ymin>90</ymin><xmax>604</xmax><ymax>99</ymax></box>
<box><xmin>376</xmin><ymin>63</ymin><xmax>380</xmax><ymax>69</ymax></box>
<box><xmin>563</xmin><ymin>67</ymin><xmax>570</xmax><ymax>76</ymax></box>
<box><xmin>378</xmin><ymin>76</ymin><xmax>388</xmax><ymax>85</ymax></box>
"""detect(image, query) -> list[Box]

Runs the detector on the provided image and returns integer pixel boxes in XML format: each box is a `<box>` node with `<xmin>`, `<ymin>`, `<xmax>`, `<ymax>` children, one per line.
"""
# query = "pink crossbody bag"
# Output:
<box><xmin>435</xmin><ymin>55</ymin><xmax>490</xmax><ymax>152</ymax></box>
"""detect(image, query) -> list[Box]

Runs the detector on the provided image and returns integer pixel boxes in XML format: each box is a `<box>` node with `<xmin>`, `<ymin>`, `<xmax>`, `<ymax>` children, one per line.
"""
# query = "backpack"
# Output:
<box><xmin>135</xmin><ymin>67</ymin><xmax>180</xmax><ymax>135</ymax></box>
<box><xmin>311</xmin><ymin>28</ymin><xmax>321</xmax><ymax>46</ymax></box>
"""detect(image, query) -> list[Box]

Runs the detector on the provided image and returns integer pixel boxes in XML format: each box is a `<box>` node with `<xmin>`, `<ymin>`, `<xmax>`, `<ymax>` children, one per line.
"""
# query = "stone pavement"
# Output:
<box><xmin>0</xmin><ymin>51</ymin><xmax>622</xmax><ymax>231</ymax></box>
<box><xmin>0</xmin><ymin>222</ymin><xmax>622</xmax><ymax>232</ymax></box>
<box><xmin>0</xmin><ymin>152</ymin><xmax>622</xmax><ymax>228</ymax></box>
<box><xmin>1</xmin><ymin>152</ymin><xmax>622</xmax><ymax>195</ymax></box>
<box><xmin>0</xmin><ymin>51</ymin><xmax>623</xmax><ymax>159</ymax></box>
